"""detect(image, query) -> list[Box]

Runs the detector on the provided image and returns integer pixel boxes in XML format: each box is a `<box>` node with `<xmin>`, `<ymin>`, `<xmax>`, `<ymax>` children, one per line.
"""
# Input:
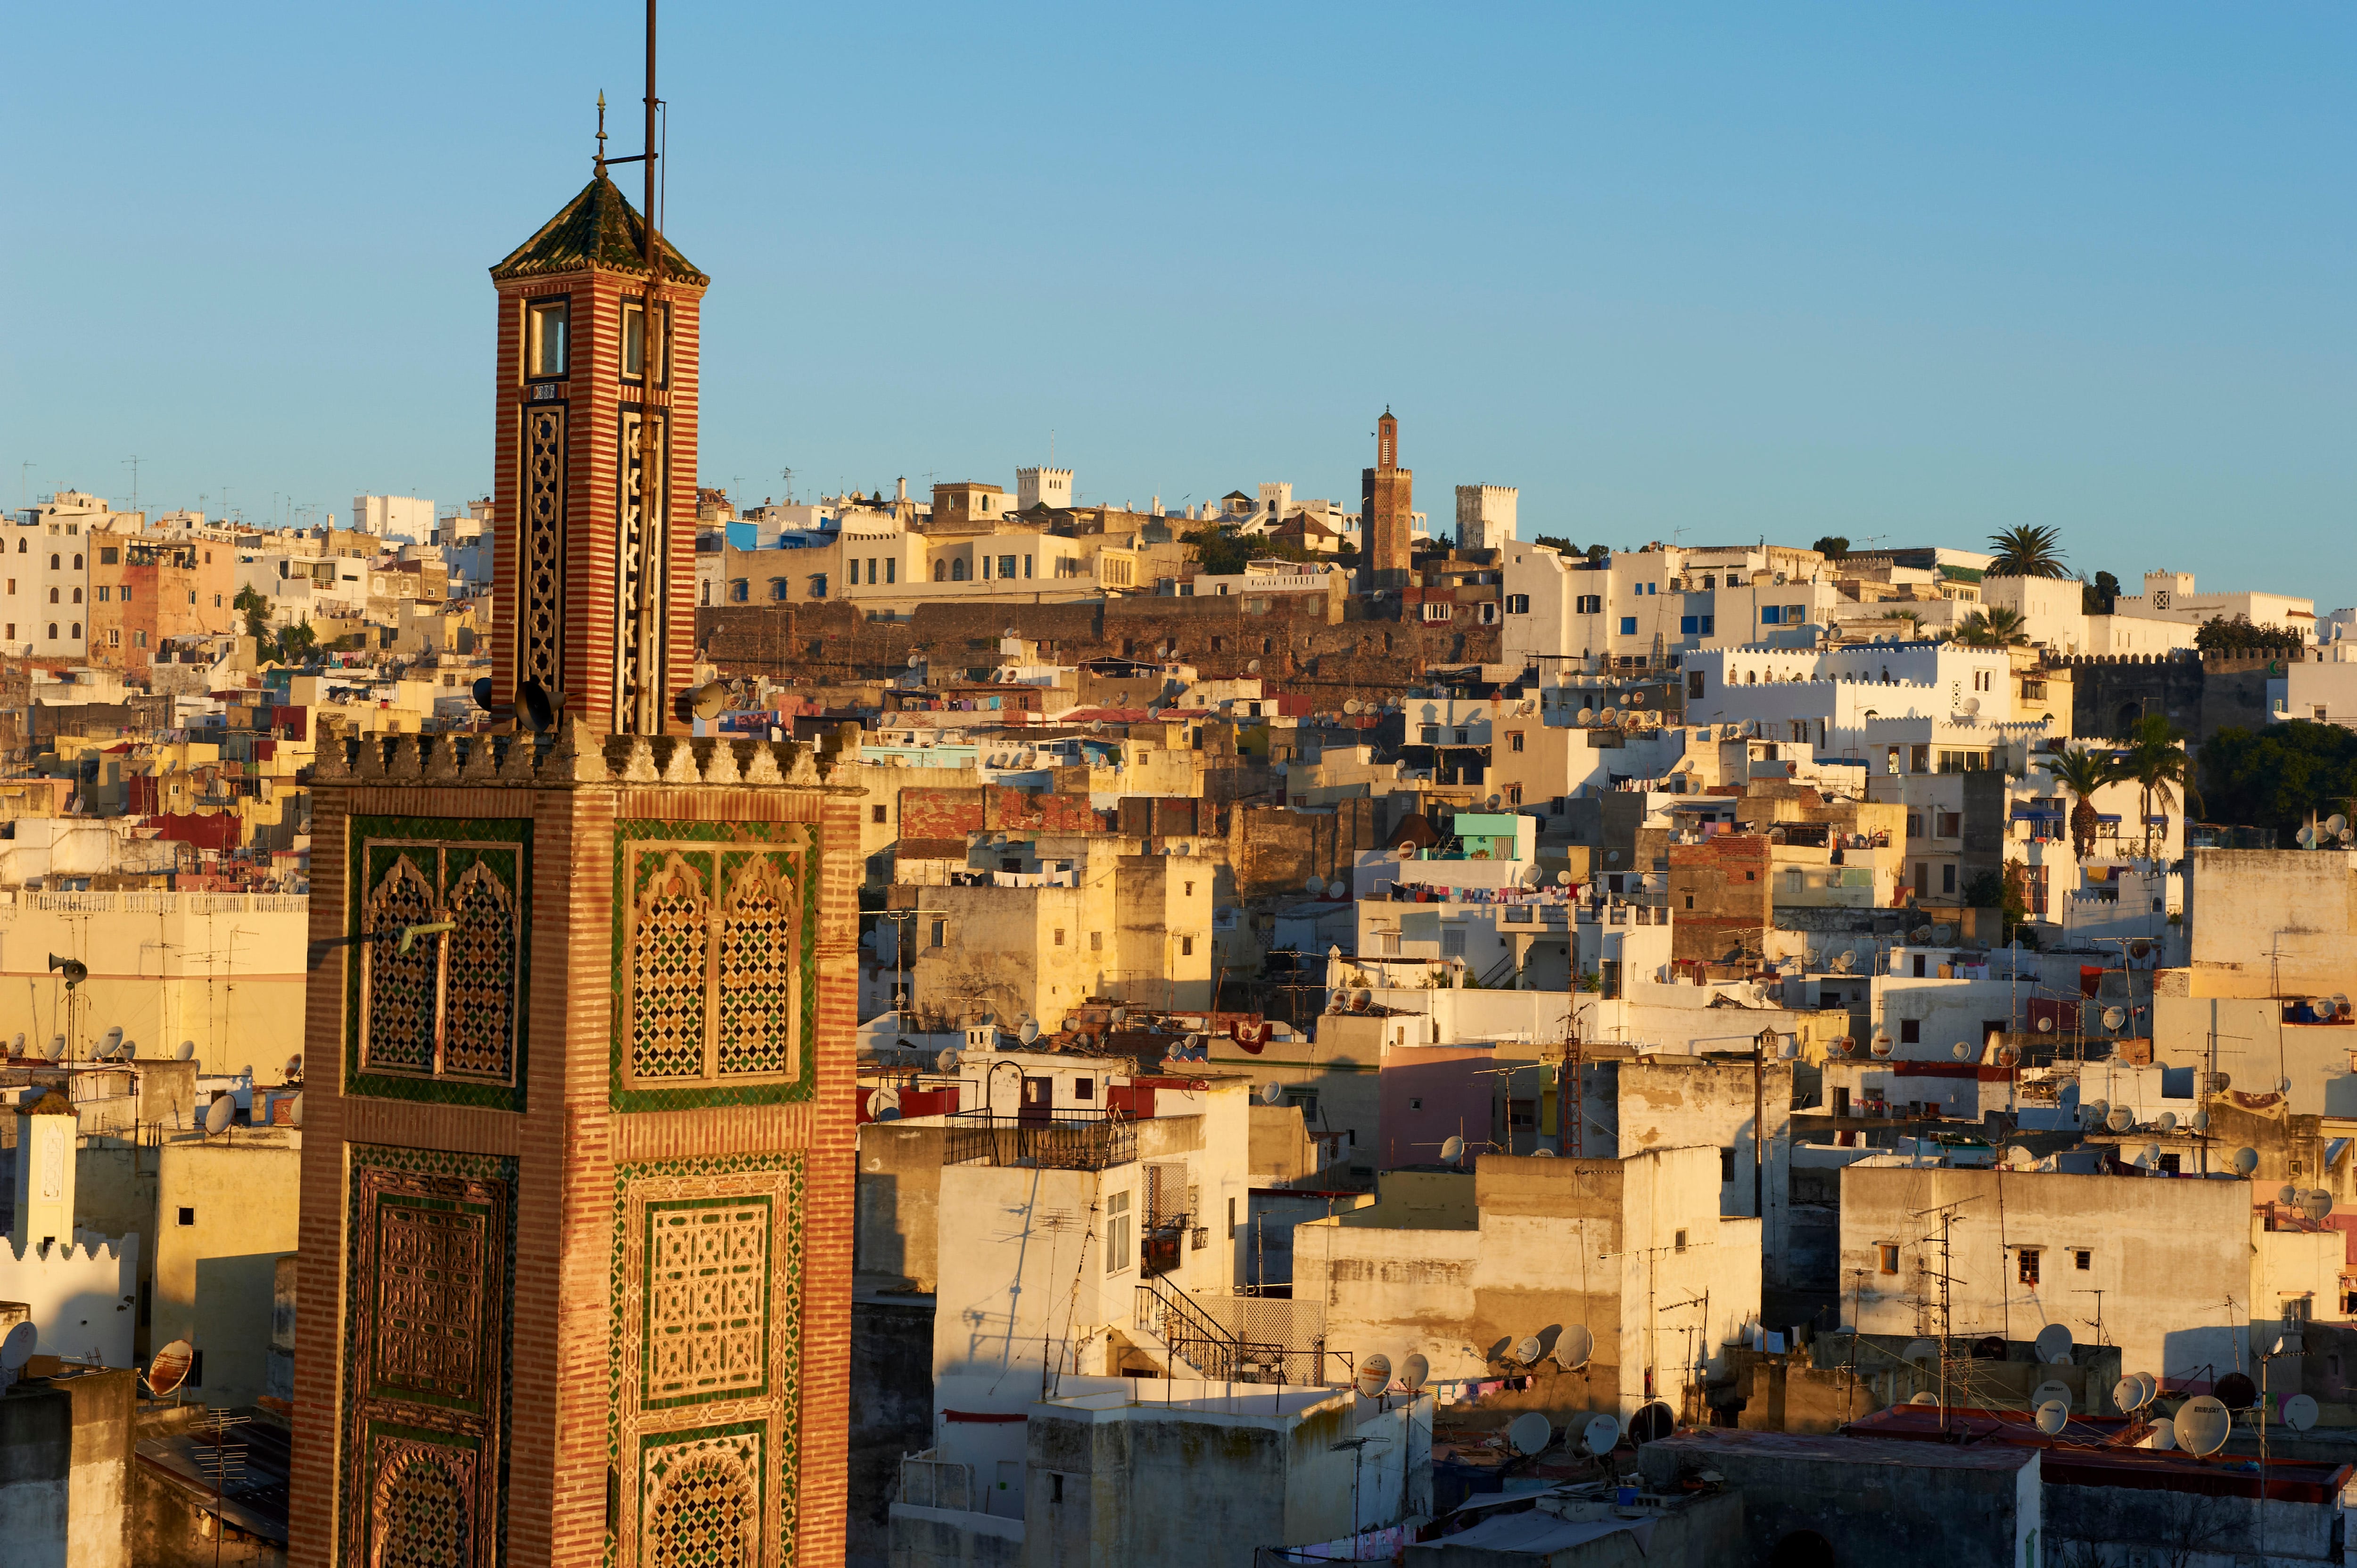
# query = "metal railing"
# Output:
<box><xmin>942</xmin><ymin>1109</ymin><xmax>1137</xmax><ymax>1171</ymax></box>
<box><xmin>1133</xmin><ymin>1279</ymin><xmax>1347</xmax><ymax>1386</ymax></box>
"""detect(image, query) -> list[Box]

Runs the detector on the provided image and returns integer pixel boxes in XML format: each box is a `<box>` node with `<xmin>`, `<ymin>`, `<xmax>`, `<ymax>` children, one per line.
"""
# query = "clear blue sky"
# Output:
<box><xmin>6</xmin><ymin>3</ymin><xmax>2351</xmax><ymax>604</ymax></box>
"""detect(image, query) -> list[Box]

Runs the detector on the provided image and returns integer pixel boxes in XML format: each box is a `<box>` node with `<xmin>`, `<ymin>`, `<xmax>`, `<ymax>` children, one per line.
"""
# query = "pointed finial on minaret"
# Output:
<box><xmin>595</xmin><ymin>90</ymin><xmax>609</xmax><ymax>173</ymax></box>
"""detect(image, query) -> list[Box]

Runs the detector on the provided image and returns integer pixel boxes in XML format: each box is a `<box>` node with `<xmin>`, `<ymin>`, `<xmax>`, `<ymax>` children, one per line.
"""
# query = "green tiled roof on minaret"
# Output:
<box><xmin>488</xmin><ymin>171</ymin><xmax>708</xmax><ymax>284</ymax></box>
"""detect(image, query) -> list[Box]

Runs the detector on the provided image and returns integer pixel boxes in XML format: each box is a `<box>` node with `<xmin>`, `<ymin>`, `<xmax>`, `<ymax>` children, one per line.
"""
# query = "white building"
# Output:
<box><xmin>1503</xmin><ymin>542</ymin><xmax>1846</xmax><ymax>677</ymax></box>
<box><xmin>1</xmin><ymin>492</ymin><xmax>107</xmax><ymax>658</ymax></box>
<box><xmin>1454</xmin><ymin>485</ymin><xmax>1517</xmax><ymax>551</ymax></box>
<box><xmin>1016</xmin><ymin>466</ymin><xmax>1073</xmax><ymax>511</ymax></box>
<box><xmin>349</xmin><ymin>494</ymin><xmax>435</xmax><ymax>539</ymax></box>
<box><xmin>2112</xmin><ymin>570</ymin><xmax>2314</xmax><ymax>641</ymax></box>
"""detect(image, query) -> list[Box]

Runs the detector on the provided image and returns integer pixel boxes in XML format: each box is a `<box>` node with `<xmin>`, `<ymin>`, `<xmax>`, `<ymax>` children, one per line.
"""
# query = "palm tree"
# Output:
<box><xmin>1954</xmin><ymin>606</ymin><xmax>2029</xmax><ymax>649</ymax></box>
<box><xmin>1986</xmin><ymin>525</ymin><xmax>2070</xmax><ymax>579</ymax></box>
<box><xmin>2116</xmin><ymin>714</ymin><xmax>2199</xmax><ymax>859</ymax></box>
<box><xmin>2041</xmin><ymin>747</ymin><xmax>2117</xmax><ymax>861</ymax></box>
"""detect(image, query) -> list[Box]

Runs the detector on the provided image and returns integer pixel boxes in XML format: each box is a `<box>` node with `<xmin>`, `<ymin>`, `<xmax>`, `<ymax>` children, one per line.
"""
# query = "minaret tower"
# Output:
<box><xmin>488</xmin><ymin>108</ymin><xmax>707</xmax><ymax>736</ymax></box>
<box><xmin>1361</xmin><ymin>406</ymin><xmax>1414</xmax><ymax>588</ymax></box>
<box><xmin>288</xmin><ymin>76</ymin><xmax>857</xmax><ymax>1568</ymax></box>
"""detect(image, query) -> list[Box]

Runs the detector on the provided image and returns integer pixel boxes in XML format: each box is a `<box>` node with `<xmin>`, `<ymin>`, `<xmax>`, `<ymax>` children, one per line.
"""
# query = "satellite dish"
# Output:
<box><xmin>1355</xmin><ymin>1352</ymin><xmax>1393</xmax><ymax>1397</ymax></box>
<box><xmin>2278</xmin><ymin>1075</ymin><xmax>2294</xmax><ymax>1094</ymax></box>
<box><xmin>2284</xmin><ymin>1393</ymin><xmax>2319</xmax><ymax>1433</ymax></box>
<box><xmin>1399</xmin><ymin>1353</ymin><xmax>1429</xmax><ymax>1394</ymax></box>
<box><xmin>2214</xmin><ymin>1372</ymin><xmax>2257</xmax><ymax>1411</ymax></box>
<box><xmin>1260</xmin><ymin>1082</ymin><xmax>1284</xmax><ymax>1106</ymax></box>
<box><xmin>1910</xmin><ymin>1392</ymin><xmax>1939</xmax><ymax>1406</ymax></box>
<box><xmin>1952</xmin><ymin>1042</ymin><xmax>1973</xmax><ymax>1062</ymax></box>
<box><xmin>0</xmin><ymin>1322</ymin><xmax>36</xmax><ymax>1372</ymax></box>
<box><xmin>1111</xmin><ymin>1007</ymin><xmax>1129</xmax><ymax>1024</ymax></box>
<box><xmin>1555</xmin><ymin>871</ymin><xmax>1572</xmax><ymax>887</ymax></box>
<box><xmin>2102</xmin><ymin>1007</ymin><xmax>2127</xmax><ymax>1031</ymax></box>
<box><xmin>2155</xmin><ymin>1111</ymin><xmax>2177</xmax><ymax>1133</ymax></box>
<box><xmin>2135</xmin><ymin>1144</ymin><xmax>2161</xmax><ymax>1169</ymax></box>
<box><xmin>2031</xmin><ymin>1379</ymin><xmax>2072</xmax><ymax>1412</ymax></box>
<box><xmin>284</xmin><ymin>1052</ymin><xmax>302</xmax><ymax>1080</ymax></box>
<box><xmin>1506</xmin><ymin>1412</ymin><xmax>1552</xmax><ymax>1456</ymax></box>
<box><xmin>2034</xmin><ymin>1324</ymin><xmax>2075</xmax><ymax>1365</ymax></box>
<box><xmin>2330</xmin><ymin>815</ymin><xmax>2349</xmax><ymax>837</ymax></box>
<box><xmin>1558</xmin><ymin>1325</ymin><xmax>1595</xmax><ymax>1370</ymax></box>
<box><xmin>2036</xmin><ymin>1016</ymin><xmax>2056</xmax><ymax>1033</ymax></box>
<box><xmin>1902</xmin><ymin>1339</ymin><xmax>1938</xmax><ymax>1367</ymax></box>
<box><xmin>2278</xmin><ymin>1183</ymin><xmax>2299</xmax><ymax>1206</ymax></box>
<box><xmin>6</xmin><ymin>1033</ymin><xmax>18</xmax><ymax>1056</ymax></box>
<box><xmin>2112</xmin><ymin>1379</ymin><xmax>2140</xmax><ymax>1413</ymax></box>
<box><xmin>1512</xmin><ymin>1335</ymin><xmax>1545</xmax><ymax>1367</ymax></box>
<box><xmin>144</xmin><ymin>1338</ymin><xmax>195</xmax><ymax>1397</ymax></box>
<box><xmin>470</xmin><ymin>676</ymin><xmax>494</xmax><ymax>709</ymax></box>
<box><xmin>203</xmin><ymin>1096</ymin><xmax>234</xmax><ymax>1135</ymax></box>
<box><xmin>175</xmin><ymin>1040</ymin><xmax>196</xmax><ymax>1061</ymax></box>
<box><xmin>100</xmin><ymin>1026</ymin><xmax>123</xmax><ymax>1053</ymax></box>
<box><xmin>2106</xmin><ymin>1106</ymin><xmax>2133</xmax><ymax>1133</ymax></box>
<box><xmin>1599</xmin><ymin>707</ymin><xmax>1618</xmax><ymax>724</ymax></box>
<box><xmin>2233</xmin><ymin>1148</ymin><xmax>2259</xmax><ymax>1175</ymax></box>
<box><xmin>1247</xmin><ymin>659</ymin><xmax>1261</xmax><ymax>674</ymax></box>
<box><xmin>2176</xmin><ymin>1396</ymin><xmax>2232</xmax><ymax>1455</ymax></box>
<box><xmin>1995</xmin><ymin>1044</ymin><xmax>2020</xmax><ymax>1067</ymax></box>
<box><xmin>1486</xmin><ymin>794</ymin><xmax>1502</xmax><ymax>811</ymax></box>
<box><xmin>46</xmin><ymin>1035</ymin><xmax>64</xmax><ymax>1062</ymax></box>
<box><xmin>1932</xmin><ymin>924</ymin><xmax>1954</xmax><ymax>944</ymax></box>
<box><xmin>2190</xmin><ymin>1110</ymin><xmax>2209</xmax><ymax>1133</ymax></box>
<box><xmin>865</xmin><ymin>1087</ymin><xmax>900</xmax><ymax>1121</ymax></box>
<box><xmin>1305</xmin><ymin>874</ymin><xmax>1326</xmax><ymax>893</ymax></box>
<box><xmin>1581</xmin><ymin>1413</ymin><xmax>1622</xmax><ymax>1455</ymax></box>
<box><xmin>1344</xmin><ymin>699</ymin><xmax>1362</xmax><ymax>715</ymax></box>
<box><xmin>2035</xmin><ymin>1401</ymin><xmax>2069</xmax><ymax>1435</ymax></box>
<box><xmin>2303</xmin><ymin>1189</ymin><xmax>2334</xmax><ymax>1222</ymax></box>
<box><xmin>1439</xmin><ymin>1135</ymin><xmax>1466</xmax><ymax>1164</ymax></box>
<box><xmin>2085</xmin><ymin>1099</ymin><xmax>2110</xmax><ymax>1127</ymax></box>
<box><xmin>1018</xmin><ymin>1017</ymin><xmax>1040</xmax><ymax>1044</ymax></box>
<box><xmin>288</xmin><ymin>1093</ymin><xmax>304</xmax><ymax>1129</ymax></box>
<box><xmin>1629</xmin><ymin>1403</ymin><xmax>1674</xmax><ymax>1444</ymax></box>
<box><xmin>1961</xmin><ymin>696</ymin><xmax>1981</xmax><ymax>716</ymax></box>
<box><xmin>2147</xmin><ymin>1415</ymin><xmax>2177</xmax><ymax>1450</ymax></box>
<box><xmin>1577</xmin><ymin>707</ymin><xmax>1595</xmax><ymax>725</ymax></box>
<box><xmin>935</xmin><ymin>1050</ymin><xmax>960</xmax><ymax>1074</ymax></box>
<box><xmin>1326</xmin><ymin>879</ymin><xmax>1347</xmax><ymax>898</ymax></box>
<box><xmin>1870</xmin><ymin>1035</ymin><xmax>1893</xmax><ymax>1059</ymax></box>
<box><xmin>1833</xmin><ymin>951</ymin><xmax>1857</xmax><ymax>974</ymax></box>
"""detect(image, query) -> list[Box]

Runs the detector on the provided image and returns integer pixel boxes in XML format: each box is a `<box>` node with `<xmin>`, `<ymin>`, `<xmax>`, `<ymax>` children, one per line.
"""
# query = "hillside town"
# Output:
<box><xmin>8</xmin><ymin>392</ymin><xmax>2357</xmax><ymax>1564</ymax></box>
<box><xmin>8</xmin><ymin>6</ymin><xmax>2353</xmax><ymax>1565</ymax></box>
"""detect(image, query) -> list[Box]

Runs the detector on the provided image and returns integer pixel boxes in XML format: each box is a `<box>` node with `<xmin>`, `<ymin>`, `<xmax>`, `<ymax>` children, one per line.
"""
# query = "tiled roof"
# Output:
<box><xmin>489</xmin><ymin>172</ymin><xmax>708</xmax><ymax>285</ymax></box>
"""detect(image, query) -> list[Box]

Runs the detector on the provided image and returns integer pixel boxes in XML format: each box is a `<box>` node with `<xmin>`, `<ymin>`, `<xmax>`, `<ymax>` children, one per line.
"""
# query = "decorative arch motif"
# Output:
<box><xmin>442</xmin><ymin>860</ymin><xmax>518</xmax><ymax>1080</ymax></box>
<box><xmin>363</xmin><ymin>855</ymin><xmax>440</xmax><ymax>1074</ymax></box>
<box><xmin>643</xmin><ymin>1433</ymin><xmax>760</xmax><ymax>1568</ymax></box>
<box><xmin>718</xmin><ymin>854</ymin><xmax>798</xmax><ymax>1078</ymax></box>
<box><xmin>631</xmin><ymin>851</ymin><xmax>712</xmax><ymax>1079</ymax></box>
<box><xmin>369</xmin><ymin>1442</ymin><xmax>473</xmax><ymax>1568</ymax></box>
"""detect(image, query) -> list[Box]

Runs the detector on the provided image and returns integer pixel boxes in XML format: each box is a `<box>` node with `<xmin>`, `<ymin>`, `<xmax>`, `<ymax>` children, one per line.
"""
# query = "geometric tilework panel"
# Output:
<box><xmin>642</xmin><ymin>1425</ymin><xmax>761</xmax><ymax>1568</ymax></box>
<box><xmin>343</xmin><ymin>1147</ymin><xmax>513</xmax><ymax>1568</ymax></box>
<box><xmin>645</xmin><ymin>1198</ymin><xmax>769</xmax><ymax>1407</ymax></box>
<box><xmin>346</xmin><ymin>817</ymin><xmax>531</xmax><ymax>1113</ymax></box>
<box><xmin>367</xmin><ymin>1433</ymin><xmax>476</xmax><ymax>1568</ymax></box>
<box><xmin>611</xmin><ymin>820</ymin><xmax>815</xmax><ymax>1115</ymax></box>
<box><xmin>521</xmin><ymin>402</ymin><xmax>565</xmax><ymax>697</ymax></box>
<box><xmin>611</xmin><ymin>1154</ymin><xmax>805</xmax><ymax>1568</ymax></box>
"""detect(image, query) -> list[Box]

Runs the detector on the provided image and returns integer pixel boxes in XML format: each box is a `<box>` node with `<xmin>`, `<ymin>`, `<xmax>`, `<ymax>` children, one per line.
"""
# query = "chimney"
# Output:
<box><xmin>897</xmin><ymin>477</ymin><xmax>908</xmax><ymax>503</ymax></box>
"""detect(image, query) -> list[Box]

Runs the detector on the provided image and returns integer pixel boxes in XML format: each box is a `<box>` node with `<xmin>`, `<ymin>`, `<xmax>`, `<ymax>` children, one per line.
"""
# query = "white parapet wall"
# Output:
<box><xmin>0</xmin><ymin>1229</ymin><xmax>140</xmax><ymax>1367</ymax></box>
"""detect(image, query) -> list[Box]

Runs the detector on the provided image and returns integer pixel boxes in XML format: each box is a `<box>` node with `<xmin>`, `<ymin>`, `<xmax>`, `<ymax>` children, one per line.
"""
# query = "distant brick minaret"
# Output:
<box><xmin>1361</xmin><ymin>407</ymin><xmax>1413</xmax><ymax>588</ymax></box>
<box><xmin>489</xmin><ymin>170</ymin><xmax>707</xmax><ymax>735</ymax></box>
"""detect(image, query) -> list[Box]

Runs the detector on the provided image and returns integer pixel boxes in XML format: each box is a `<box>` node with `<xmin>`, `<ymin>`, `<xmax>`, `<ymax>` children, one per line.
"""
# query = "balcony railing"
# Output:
<box><xmin>942</xmin><ymin>1109</ymin><xmax>1136</xmax><ymax>1171</ymax></box>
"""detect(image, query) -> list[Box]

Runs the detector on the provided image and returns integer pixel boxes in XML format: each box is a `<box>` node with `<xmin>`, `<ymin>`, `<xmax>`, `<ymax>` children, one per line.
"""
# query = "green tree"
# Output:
<box><xmin>1986</xmin><ymin>525</ymin><xmax>2070</xmax><ymax>579</ymax></box>
<box><xmin>1954</xmin><ymin>606</ymin><xmax>2029</xmax><ymax>648</ymax></box>
<box><xmin>2193</xmin><ymin>615</ymin><xmax>2304</xmax><ymax>656</ymax></box>
<box><xmin>2081</xmin><ymin>570</ymin><xmax>2121</xmax><ymax>615</ymax></box>
<box><xmin>1812</xmin><ymin>535</ymin><xmax>1850</xmax><ymax>560</ymax></box>
<box><xmin>233</xmin><ymin>584</ymin><xmax>272</xmax><ymax>643</ymax></box>
<box><xmin>1532</xmin><ymin>535</ymin><xmax>1579</xmax><ymax>556</ymax></box>
<box><xmin>2199</xmin><ymin>721</ymin><xmax>2357</xmax><ymax>845</ymax></box>
<box><xmin>277</xmin><ymin>620</ymin><xmax>318</xmax><ymax>664</ymax></box>
<box><xmin>2115</xmin><ymin>715</ymin><xmax>2198</xmax><ymax>859</ymax></box>
<box><xmin>2041</xmin><ymin>746</ymin><xmax>2118</xmax><ymax>861</ymax></box>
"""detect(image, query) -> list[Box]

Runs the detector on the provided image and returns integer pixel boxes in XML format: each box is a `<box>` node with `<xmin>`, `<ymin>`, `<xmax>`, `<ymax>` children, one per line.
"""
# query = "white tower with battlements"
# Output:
<box><xmin>1017</xmin><ymin>468</ymin><xmax>1073</xmax><ymax>512</ymax></box>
